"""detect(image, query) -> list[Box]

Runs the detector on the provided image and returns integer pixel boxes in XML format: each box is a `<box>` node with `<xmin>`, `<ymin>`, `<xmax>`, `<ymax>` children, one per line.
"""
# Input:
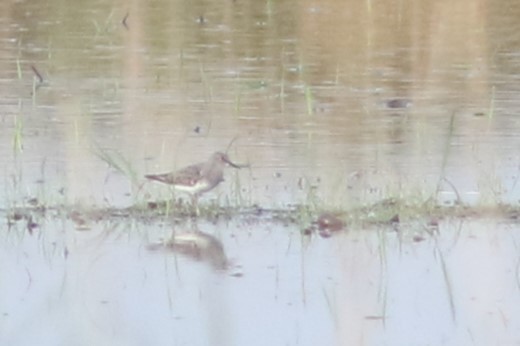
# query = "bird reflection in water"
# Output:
<box><xmin>148</xmin><ymin>229</ymin><xmax>228</xmax><ymax>270</ymax></box>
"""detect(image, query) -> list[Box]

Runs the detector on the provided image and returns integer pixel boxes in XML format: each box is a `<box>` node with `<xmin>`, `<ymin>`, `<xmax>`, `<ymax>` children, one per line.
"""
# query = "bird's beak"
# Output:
<box><xmin>223</xmin><ymin>156</ymin><xmax>243</xmax><ymax>168</ymax></box>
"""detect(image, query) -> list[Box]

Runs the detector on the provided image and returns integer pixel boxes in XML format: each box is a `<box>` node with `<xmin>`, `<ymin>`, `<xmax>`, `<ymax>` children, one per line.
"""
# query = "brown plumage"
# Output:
<box><xmin>145</xmin><ymin>152</ymin><xmax>241</xmax><ymax>198</ymax></box>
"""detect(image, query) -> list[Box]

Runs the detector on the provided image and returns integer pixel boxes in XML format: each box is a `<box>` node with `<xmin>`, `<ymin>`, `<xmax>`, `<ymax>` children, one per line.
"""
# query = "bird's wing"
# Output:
<box><xmin>145</xmin><ymin>172</ymin><xmax>177</xmax><ymax>184</ymax></box>
<box><xmin>146</xmin><ymin>163</ymin><xmax>204</xmax><ymax>186</ymax></box>
<box><xmin>172</xmin><ymin>164</ymin><xmax>204</xmax><ymax>186</ymax></box>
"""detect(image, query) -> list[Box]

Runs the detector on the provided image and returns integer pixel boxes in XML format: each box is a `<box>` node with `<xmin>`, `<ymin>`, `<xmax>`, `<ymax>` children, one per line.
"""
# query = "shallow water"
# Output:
<box><xmin>2</xmin><ymin>218</ymin><xmax>520</xmax><ymax>345</ymax></box>
<box><xmin>1</xmin><ymin>0</ymin><xmax>520</xmax><ymax>344</ymax></box>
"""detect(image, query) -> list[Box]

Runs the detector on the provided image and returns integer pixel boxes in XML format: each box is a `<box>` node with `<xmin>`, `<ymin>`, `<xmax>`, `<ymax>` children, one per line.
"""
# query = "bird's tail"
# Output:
<box><xmin>145</xmin><ymin>174</ymin><xmax>171</xmax><ymax>184</ymax></box>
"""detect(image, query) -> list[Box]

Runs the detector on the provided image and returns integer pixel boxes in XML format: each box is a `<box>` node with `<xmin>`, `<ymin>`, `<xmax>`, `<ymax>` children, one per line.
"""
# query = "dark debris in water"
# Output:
<box><xmin>412</xmin><ymin>235</ymin><xmax>425</xmax><ymax>242</ymax></box>
<box><xmin>317</xmin><ymin>213</ymin><xmax>345</xmax><ymax>231</ymax></box>
<box><xmin>303</xmin><ymin>212</ymin><xmax>346</xmax><ymax>238</ymax></box>
<box><xmin>385</xmin><ymin>98</ymin><xmax>412</xmax><ymax>109</ymax></box>
<box><xmin>2</xmin><ymin>199</ymin><xmax>520</xmax><ymax>237</ymax></box>
<box><xmin>389</xmin><ymin>214</ymin><xmax>400</xmax><ymax>224</ymax></box>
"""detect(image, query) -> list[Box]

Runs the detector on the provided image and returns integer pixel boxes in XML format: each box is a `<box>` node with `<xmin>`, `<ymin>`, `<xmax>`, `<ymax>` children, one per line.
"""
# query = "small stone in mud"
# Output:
<box><xmin>11</xmin><ymin>213</ymin><xmax>24</xmax><ymax>221</ymax></box>
<box><xmin>302</xmin><ymin>227</ymin><xmax>313</xmax><ymax>236</ymax></box>
<box><xmin>69</xmin><ymin>211</ymin><xmax>93</xmax><ymax>230</ymax></box>
<box><xmin>316</xmin><ymin>213</ymin><xmax>344</xmax><ymax>232</ymax></box>
<box><xmin>389</xmin><ymin>214</ymin><xmax>400</xmax><ymax>224</ymax></box>
<box><xmin>428</xmin><ymin>218</ymin><xmax>439</xmax><ymax>227</ymax></box>
<box><xmin>412</xmin><ymin>235</ymin><xmax>425</xmax><ymax>242</ymax></box>
<box><xmin>426</xmin><ymin>218</ymin><xmax>440</xmax><ymax>232</ymax></box>
<box><xmin>27</xmin><ymin>198</ymin><xmax>39</xmax><ymax>206</ymax></box>
<box><xmin>508</xmin><ymin>212</ymin><xmax>520</xmax><ymax>220</ymax></box>
<box><xmin>27</xmin><ymin>221</ymin><xmax>38</xmax><ymax>232</ymax></box>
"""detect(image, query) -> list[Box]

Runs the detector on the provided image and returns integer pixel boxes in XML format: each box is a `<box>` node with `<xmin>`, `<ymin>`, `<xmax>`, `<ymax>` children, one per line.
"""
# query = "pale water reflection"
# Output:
<box><xmin>1</xmin><ymin>218</ymin><xmax>520</xmax><ymax>345</ymax></box>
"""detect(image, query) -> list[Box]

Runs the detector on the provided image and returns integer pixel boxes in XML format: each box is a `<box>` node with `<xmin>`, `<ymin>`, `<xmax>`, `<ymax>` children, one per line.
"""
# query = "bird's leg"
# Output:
<box><xmin>190</xmin><ymin>194</ymin><xmax>200</xmax><ymax>217</ymax></box>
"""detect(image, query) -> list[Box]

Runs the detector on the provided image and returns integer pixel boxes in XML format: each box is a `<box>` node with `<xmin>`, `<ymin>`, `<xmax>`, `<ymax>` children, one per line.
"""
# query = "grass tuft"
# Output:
<box><xmin>93</xmin><ymin>146</ymin><xmax>139</xmax><ymax>190</ymax></box>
